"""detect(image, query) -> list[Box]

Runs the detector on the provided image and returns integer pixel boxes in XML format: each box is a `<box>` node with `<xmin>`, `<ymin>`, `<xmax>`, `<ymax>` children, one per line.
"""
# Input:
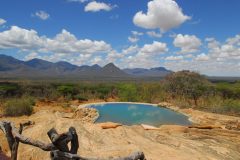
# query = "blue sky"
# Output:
<box><xmin>0</xmin><ymin>0</ymin><xmax>240</xmax><ymax>76</ymax></box>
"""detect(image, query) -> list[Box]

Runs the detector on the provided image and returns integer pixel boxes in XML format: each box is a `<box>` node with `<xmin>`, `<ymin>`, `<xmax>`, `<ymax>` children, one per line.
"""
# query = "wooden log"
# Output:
<box><xmin>47</xmin><ymin>128</ymin><xmax>74</xmax><ymax>152</ymax></box>
<box><xmin>0</xmin><ymin>121</ymin><xmax>36</xmax><ymax>160</ymax></box>
<box><xmin>0</xmin><ymin>121</ymin><xmax>55</xmax><ymax>152</ymax></box>
<box><xmin>113</xmin><ymin>151</ymin><xmax>146</xmax><ymax>160</ymax></box>
<box><xmin>69</xmin><ymin>127</ymin><xmax>79</xmax><ymax>154</ymax></box>
<box><xmin>1</xmin><ymin>121</ymin><xmax>146</xmax><ymax>160</ymax></box>
<box><xmin>50</xmin><ymin>150</ymin><xmax>87</xmax><ymax>160</ymax></box>
<box><xmin>50</xmin><ymin>151</ymin><xmax>145</xmax><ymax>160</ymax></box>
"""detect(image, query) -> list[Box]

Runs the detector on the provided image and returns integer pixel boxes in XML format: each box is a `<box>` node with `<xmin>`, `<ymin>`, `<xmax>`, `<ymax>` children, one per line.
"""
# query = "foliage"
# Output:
<box><xmin>3</xmin><ymin>98</ymin><xmax>34</xmax><ymax>116</ymax></box>
<box><xmin>117</xmin><ymin>83</ymin><xmax>139</xmax><ymax>102</ymax></box>
<box><xmin>164</xmin><ymin>71</ymin><xmax>213</xmax><ymax>105</ymax></box>
<box><xmin>57</xmin><ymin>84</ymin><xmax>77</xmax><ymax>98</ymax></box>
<box><xmin>215</xmin><ymin>82</ymin><xmax>240</xmax><ymax>99</ymax></box>
<box><xmin>0</xmin><ymin>75</ymin><xmax>240</xmax><ymax>116</ymax></box>
<box><xmin>0</xmin><ymin>82</ymin><xmax>20</xmax><ymax>97</ymax></box>
<box><xmin>74</xmin><ymin>95</ymin><xmax>88</xmax><ymax>101</ymax></box>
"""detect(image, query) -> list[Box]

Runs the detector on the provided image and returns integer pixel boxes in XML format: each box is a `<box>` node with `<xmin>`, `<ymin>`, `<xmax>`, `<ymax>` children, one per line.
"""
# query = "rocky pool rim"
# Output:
<box><xmin>78</xmin><ymin>102</ymin><xmax>193</xmax><ymax>125</ymax></box>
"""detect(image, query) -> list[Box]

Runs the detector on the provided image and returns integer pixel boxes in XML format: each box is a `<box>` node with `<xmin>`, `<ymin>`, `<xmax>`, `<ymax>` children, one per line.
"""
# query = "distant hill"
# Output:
<box><xmin>0</xmin><ymin>54</ymin><xmax>172</xmax><ymax>80</ymax></box>
<box><xmin>123</xmin><ymin>67</ymin><xmax>172</xmax><ymax>77</ymax></box>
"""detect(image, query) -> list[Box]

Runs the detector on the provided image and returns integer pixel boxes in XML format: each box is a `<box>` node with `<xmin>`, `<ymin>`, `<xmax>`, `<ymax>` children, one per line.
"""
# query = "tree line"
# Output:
<box><xmin>0</xmin><ymin>70</ymin><xmax>240</xmax><ymax>116</ymax></box>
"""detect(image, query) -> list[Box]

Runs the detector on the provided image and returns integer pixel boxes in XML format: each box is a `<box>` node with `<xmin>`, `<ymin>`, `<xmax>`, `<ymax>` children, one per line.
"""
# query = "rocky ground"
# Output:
<box><xmin>0</xmin><ymin>102</ymin><xmax>240</xmax><ymax>160</ymax></box>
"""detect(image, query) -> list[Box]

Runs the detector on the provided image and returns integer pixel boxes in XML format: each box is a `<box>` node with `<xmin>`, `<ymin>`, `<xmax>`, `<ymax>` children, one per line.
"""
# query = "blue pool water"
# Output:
<box><xmin>89</xmin><ymin>103</ymin><xmax>192</xmax><ymax>127</ymax></box>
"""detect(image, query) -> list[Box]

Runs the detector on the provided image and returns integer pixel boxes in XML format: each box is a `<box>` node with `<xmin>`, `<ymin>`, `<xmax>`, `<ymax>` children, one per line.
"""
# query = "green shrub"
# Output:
<box><xmin>219</xmin><ymin>99</ymin><xmax>240</xmax><ymax>115</ymax></box>
<box><xmin>57</xmin><ymin>85</ymin><xmax>77</xmax><ymax>98</ymax></box>
<box><xmin>117</xmin><ymin>83</ymin><xmax>139</xmax><ymax>102</ymax></box>
<box><xmin>4</xmin><ymin>98</ymin><xmax>34</xmax><ymax>116</ymax></box>
<box><xmin>75</xmin><ymin>95</ymin><xmax>88</xmax><ymax>101</ymax></box>
<box><xmin>0</xmin><ymin>82</ymin><xmax>20</xmax><ymax>97</ymax></box>
<box><xmin>164</xmin><ymin>71</ymin><xmax>213</xmax><ymax>106</ymax></box>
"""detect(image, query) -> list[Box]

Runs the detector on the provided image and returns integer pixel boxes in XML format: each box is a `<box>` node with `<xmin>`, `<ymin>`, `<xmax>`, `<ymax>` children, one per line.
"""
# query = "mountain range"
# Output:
<box><xmin>0</xmin><ymin>54</ymin><xmax>172</xmax><ymax>80</ymax></box>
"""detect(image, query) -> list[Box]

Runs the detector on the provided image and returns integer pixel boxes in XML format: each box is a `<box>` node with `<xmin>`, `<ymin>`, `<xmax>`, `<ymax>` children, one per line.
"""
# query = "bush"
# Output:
<box><xmin>216</xmin><ymin>82</ymin><xmax>240</xmax><ymax>99</ymax></box>
<box><xmin>164</xmin><ymin>71</ymin><xmax>213</xmax><ymax>106</ymax></box>
<box><xmin>219</xmin><ymin>99</ymin><xmax>240</xmax><ymax>115</ymax></box>
<box><xmin>4</xmin><ymin>98</ymin><xmax>34</xmax><ymax>116</ymax></box>
<box><xmin>117</xmin><ymin>83</ymin><xmax>139</xmax><ymax>102</ymax></box>
<box><xmin>0</xmin><ymin>82</ymin><xmax>20</xmax><ymax>97</ymax></box>
<box><xmin>75</xmin><ymin>95</ymin><xmax>88</xmax><ymax>101</ymax></box>
<box><xmin>57</xmin><ymin>85</ymin><xmax>77</xmax><ymax>98</ymax></box>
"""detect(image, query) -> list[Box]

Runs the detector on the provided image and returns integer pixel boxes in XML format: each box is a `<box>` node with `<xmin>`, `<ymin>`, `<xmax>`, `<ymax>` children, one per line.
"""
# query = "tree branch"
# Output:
<box><xmin>0</xmin><ymin>120</ymin><xmax>146</xmax><ymax>160</ymax></box>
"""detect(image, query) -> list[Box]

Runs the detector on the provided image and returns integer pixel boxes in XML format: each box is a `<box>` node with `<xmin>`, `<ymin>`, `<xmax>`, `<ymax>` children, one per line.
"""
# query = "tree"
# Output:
<box><xmin>164</xmin><ymin>71</ymin><xmax>212</xmax><ymax>106</ymax></box>
<box><xmin>57</xmin><ymin>85</ymin><xmax>77</xmax><ymax>98</ymax></box>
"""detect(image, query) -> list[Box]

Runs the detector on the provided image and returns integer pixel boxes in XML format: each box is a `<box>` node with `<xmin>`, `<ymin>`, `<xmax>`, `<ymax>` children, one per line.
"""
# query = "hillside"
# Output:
<box><xmin>0</xmin><ymin>54</ymin><xmax>172</xmax><ymax>80</ymax></box>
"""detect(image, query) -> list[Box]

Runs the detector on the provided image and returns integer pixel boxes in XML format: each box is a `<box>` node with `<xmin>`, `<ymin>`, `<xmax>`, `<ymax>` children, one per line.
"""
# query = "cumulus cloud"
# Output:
<box><xmin>0</xmin><ymin>18</ymin><xmax>6</xmax><ymax>25</ymax></box>
<box><xmin>128</xmin><ymin>31</ymin><xmax>143</xmax><ymax>43</ymax></box>
<box><xmin>120</xmin><ymin>41</ymin><xmax>168</xmax><ymax>68</ymax></box>
<box><xmin>146</xmin><ymin>31</ymin><xmax>162</xmax><ymax>38</ymax></box>
<box><xmin>122</xmin><ymin>45</ymin><xmax>139</xmax><ymax>55</ymax></box>
<box><xmin>34</xmin><ymin>11</ymin><xmax>50</xmax><ymax>20</ymax></box>
<box><xmin>165</xmin><ymin>34</ymin><xmax>240</xmax><ymax>76</ymax></box>
<box><xmin>140</xmin><ymin>41</ymin><xmax>168</xmax><ymax>54</ymax></box>
<box><xmin>165</xmin><ymin>55</ymin><xmax>183</xmax><ymax>61</ymax></box>
<box><xmin>84</xmin><ymin>1</ymin><xmax>116</xmax><ymax>12</ymax></box>
<box><xmin>207</xmin><ymin>37</ymin><xmax>240</xmax><ymax>60</ymax></box>
<box><xmin>173</xmin><ymin>34</ymin><xmax>202</xmax><ymax>54</ymax></box>
<box><xmin>133</xmin><ymin>0</ymin><xmax>191</xmax><ymax>32</ymax></box>
<box><xmin>195</xmin><ymin>53</ymin><xmax>209</xmax><ymax>61</ymax></box>
<box><xmin>128</xmin><ymin>36</ymin><xmax>139</xmax><ymax>43</ymax></box>
<box><xmin>0</xmin><ymin>26</ymin><xmax>111</xmax><ymax>56</ymax></box>
<box><xmin>0</xmin><ymin>26</ymin><xmax>43</xmax><ymax>50</ymax></box>
<box><xmin>132</xmin><ymin>31</ymin><xmax>143</xmax><ymax>36</ymax></box>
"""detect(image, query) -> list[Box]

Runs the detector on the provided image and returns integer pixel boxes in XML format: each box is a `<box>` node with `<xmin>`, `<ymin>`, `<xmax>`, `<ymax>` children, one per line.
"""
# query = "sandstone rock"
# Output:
<box><xmin>225</xmin><ymin>120</ymin><xmax>240</xmax><ymax>131</ymax></box>
<box><xmin>72</xmin><ymin>107</ymin><xmax>99</xmax><ymax>123</ymax></box>
<box><xmin>1</xmin><ymin>103</ymin><xmax>240</xmax><ymax>160</ymax></box>
<box><xmin>99</xmin><ymin>122</ymin><xmax>122</xmax><ymax>129</ymax></box>
<box><xmin>159</xmin><ymin>125</ymin><xmax>188</xmax><ymax>133</ymax></box>
<box><xmin>141</xmin><ymin>124</ymin><xmax>160</xmax><ymax>130</ymax></box>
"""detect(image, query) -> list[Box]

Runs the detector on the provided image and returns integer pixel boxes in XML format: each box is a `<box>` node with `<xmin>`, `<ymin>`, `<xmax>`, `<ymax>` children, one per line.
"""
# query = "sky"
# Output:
<box><xmin>0</xmin><ymin>0</ymin><xmax>240</xmax><ymax>76</ymax></box>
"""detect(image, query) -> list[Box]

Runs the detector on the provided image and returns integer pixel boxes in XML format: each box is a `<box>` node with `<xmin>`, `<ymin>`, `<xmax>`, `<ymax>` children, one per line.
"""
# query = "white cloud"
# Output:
<box><xmin>226</xmin><ymin>34</ymin><xmax>240</xmax><ymax>45</ymax></box>
<box><xmin>115</xmin><ymin>41</ymin><xmax>168</xmax><ymax>68</ymax></box>
<box><xmin>147</xmin><ymin>31</ymin><xmax>162</xmax><ymax>38</ymax></box>
<box><xmin>24</xmin><ymin>52</ymin><xmax>39</xmax><ymax>60</ymax></box>
<box><xmin>165</xmin><ymin>34</ymin><xmax>240</xmax><ymax>76</ymax></box>
<box><xmin>207</xmin><ymin>36</ymin><xmax>240</xmax><ymax>59</ymax></box>
<box><xmin>195</xmin><ymin>53</ymin><xmax>209</xmax><ymax>61</ymax></box>
<box><xmin>128</xmin><ymin>31</ymin><xmax>143</xmax><ymax>43</ymax></box>
<box><xmin>0</xmin><ymin>26</ymin><xmax>111</xmax><ymax>55</ymax></box>
<box><xmin>122</xmin><ymin>45</ymin><xmax>139</xmax><ymax>55</ymax></box>
<box><xmin>132</xmin><ymin>31</ymin><xmax>143</xmax><ymax>36</ymax></box>
<box><xmin>0</xmin><ymin>18</ymin><xmax>6</xmax><ymax>25</ymax></box>
<box><xmin>0</xmin><ymin>26</ymin><xmax>43</xmax><ymax>50</ymax></box>
<box><xmin>141</xmin><ymin>41</ymin><xmax>168</xmax><ymax>54</ymax></box>
<box><xmin>173</xmin><ymin>34</ymin><xmax>202</xmax><ymax>54</ymax></box>
<box><xmin>133</xmin><ymin>0</ymin><xmax>190</xmax><ymax>32</ymax></box>
<box><xmin>165</xmin><ymin>55</ymin><xmax>183</xmax><ymax>61</ymax></box>
<box><xmin>35</xmin><ymin>11</ymin><xmax>50</xmax><ymax>20</ymax></box>
<box><xmin>84</xmin><ymin>1</ymin><xmax>116</xmax><ymax>12</ymax></box>
<box><xmin>128</xmin><ymin>36</ymin><xmax>139</xmax><ymax>43</ymax></box>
